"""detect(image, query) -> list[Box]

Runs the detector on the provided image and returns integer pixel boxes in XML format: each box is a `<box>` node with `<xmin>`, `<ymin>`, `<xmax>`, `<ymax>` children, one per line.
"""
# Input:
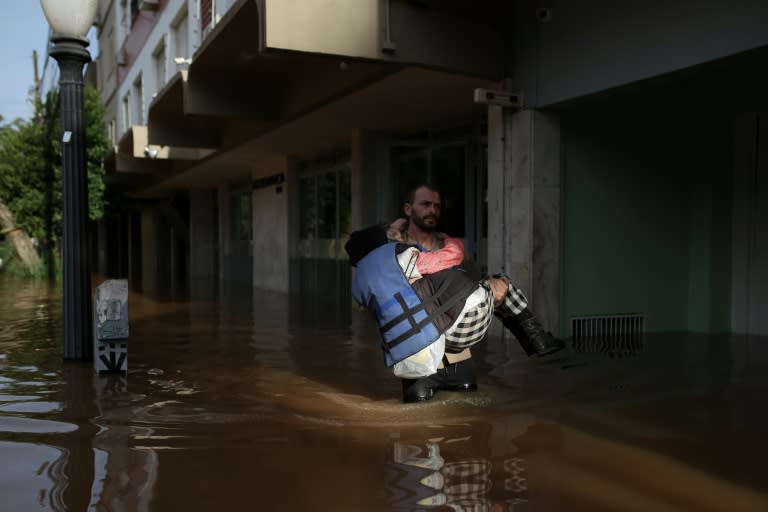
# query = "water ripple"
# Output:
<box><xmin>0</xmin><ymin>401</ymin><xmax>62</xmax><ymax>414</ymax></box>
<box><xmin>0</xmin><ymin>415</ymin><xmax>77</xmax><ymax>434</ymax></box>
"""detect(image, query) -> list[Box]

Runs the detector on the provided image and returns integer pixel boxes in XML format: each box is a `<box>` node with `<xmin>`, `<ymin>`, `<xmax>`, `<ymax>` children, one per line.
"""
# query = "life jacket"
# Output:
<box><xmin>352</xmin><ymin>242</ymin><xmax>476</xmax><ymax>366</ymax></box>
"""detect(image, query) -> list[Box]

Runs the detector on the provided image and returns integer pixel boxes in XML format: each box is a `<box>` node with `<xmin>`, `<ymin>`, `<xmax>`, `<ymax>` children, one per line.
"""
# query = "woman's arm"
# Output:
<box><xmin>414</xmin><ymin>237</ymin><xmax>464</xmax><ymax>276</ymax></box>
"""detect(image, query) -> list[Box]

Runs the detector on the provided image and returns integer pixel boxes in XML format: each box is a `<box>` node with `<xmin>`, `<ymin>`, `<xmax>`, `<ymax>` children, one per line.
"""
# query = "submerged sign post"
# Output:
<box><xmin>93</xmin><ymin>279</ymin><xmax>129</xmax><ymax>373</ymax></box>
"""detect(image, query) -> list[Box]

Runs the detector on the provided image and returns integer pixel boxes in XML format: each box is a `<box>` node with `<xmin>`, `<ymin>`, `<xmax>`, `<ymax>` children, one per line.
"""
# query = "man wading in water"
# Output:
<box><xmin>345</xmin><ymin>184</ymin><xmax>565</xmax><ymax>403</ymax></box>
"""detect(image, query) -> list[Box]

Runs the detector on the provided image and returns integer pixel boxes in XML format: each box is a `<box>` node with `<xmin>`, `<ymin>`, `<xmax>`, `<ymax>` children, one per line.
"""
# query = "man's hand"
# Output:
<box><xmin>488</xmin><ymin>277</ymin><xmax>509</xmax><ymax>307</ymax></box>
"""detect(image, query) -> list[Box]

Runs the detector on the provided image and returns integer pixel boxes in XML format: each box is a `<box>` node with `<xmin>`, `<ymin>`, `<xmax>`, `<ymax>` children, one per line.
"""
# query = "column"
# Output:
<box><xmin>350</xmin><ymin>130</ymin><xmax>392</xmax><ymax>231</ymax></box>
<box><xmin>488</xmin><ymin>108</ymin><xmax>562</xmax><ymax>334</ymax></box>
<box><xmin>189</xmin><ymin>189</ymin><xmax>218</xmax><ymax>299</ymax></box>
<box><xmin>140</xmin><ymin>207</ymin><xmax>158</xmax><ymax>297</ymax></box>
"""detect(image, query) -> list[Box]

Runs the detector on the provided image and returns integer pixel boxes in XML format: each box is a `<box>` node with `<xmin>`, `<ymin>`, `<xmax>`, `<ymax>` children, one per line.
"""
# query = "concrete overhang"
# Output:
<box><xmin>147</xmin><ymin>0</ymin><xmax>401</xmax><ymax>151</ymax></box>
<box><xmin>114</xmin><ymin>125</ymin><xmax>214</xmax><ymax>166</ymax></box>
<box><xmin>138</xmin><ymin>0</ymin><xmax>505</xmax><ymax>194</ymax></box>
<box><xmin>112</xmin><ymin>126</ymin><xmax>172</xmax><ymax>173</ymax></box>
<box><xmin>260</xmin><ymin>0</ymin><xmax>506</xmax><ymax>79</ymax></box>
<box><xmin>141</xmin><ymin>67</ymin><xmax>495</xmax><ymax>192</ymax></box>
<box><xmin>147</xmin><ymin>0</ymin><xmax>507</xmax><ymax>149</ymax></box>
<box><xmin>147</xmin><ymin>72</ymin><xmax>222</xmax><ymax>149</ymax></box>
<box><xmin>104</xmin><ymin>126</ymin><xmax>219</xmax><ymax>198</ymax></box>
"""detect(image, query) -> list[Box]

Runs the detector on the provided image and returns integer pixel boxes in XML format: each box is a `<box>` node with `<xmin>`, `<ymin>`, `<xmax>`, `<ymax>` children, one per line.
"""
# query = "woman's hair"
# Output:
<box><xmin>344</xmin><ymin>223</ymin><xmax>389</xmax><ymax>266</ymax></box>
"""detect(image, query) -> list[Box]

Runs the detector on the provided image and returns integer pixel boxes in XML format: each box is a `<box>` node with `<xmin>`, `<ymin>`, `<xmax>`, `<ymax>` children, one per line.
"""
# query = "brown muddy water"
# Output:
<box><xmin>1</xmin><ymin>275</ymin><xmax>767</xmax><ymax>512</ymax></box>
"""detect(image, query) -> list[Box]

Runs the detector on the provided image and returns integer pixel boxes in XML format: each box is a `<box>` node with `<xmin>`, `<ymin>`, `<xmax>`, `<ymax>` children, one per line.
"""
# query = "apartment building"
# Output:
<box><xmin>93</xmin><ymin>0</ymin><xmax>768</xmax><ymax>337</ymax></box>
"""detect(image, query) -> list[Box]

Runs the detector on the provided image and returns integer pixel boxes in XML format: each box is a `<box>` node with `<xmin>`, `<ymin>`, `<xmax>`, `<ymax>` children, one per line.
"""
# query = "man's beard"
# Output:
<box><xmin>411</xmin><ymin>213</ymin><xmax>438</xmax><ymax>232</ymax></box>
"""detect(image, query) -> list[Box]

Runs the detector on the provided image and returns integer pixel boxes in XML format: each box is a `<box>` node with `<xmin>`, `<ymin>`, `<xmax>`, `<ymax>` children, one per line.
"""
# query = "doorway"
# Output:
<box><xmin>390</xmin><ymin>126</ymin><xmax>487</xmax><ymax>270</ymax></box>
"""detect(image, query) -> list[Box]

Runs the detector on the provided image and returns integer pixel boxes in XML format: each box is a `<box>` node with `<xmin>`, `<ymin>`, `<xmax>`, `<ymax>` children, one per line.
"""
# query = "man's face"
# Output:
<box><xmin>404</xmin><ymin>187</ymin><xmax>441</xmax><ymax>232</ymax></box>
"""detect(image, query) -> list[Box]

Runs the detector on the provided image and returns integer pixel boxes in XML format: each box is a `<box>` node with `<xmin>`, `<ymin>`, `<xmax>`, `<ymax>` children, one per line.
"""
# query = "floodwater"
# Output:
<box><xmin>1</xmin><ymin>275</ymin><xmax>767</xmax><ymax>512</ymax></box>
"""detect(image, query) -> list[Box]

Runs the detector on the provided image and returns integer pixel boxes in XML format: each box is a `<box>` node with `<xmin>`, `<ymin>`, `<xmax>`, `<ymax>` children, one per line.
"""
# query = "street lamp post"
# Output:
<box><xmin>40</xmin><ymin>0</ymin><xmax>98</xmax><ymax>360</ymax></box>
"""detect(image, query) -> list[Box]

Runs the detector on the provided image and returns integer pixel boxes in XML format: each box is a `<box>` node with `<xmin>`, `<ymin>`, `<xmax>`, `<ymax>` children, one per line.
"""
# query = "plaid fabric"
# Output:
<box><xmin>441</xmin><ymin>459</ymin><xmax>493</xmax><ymax>510</ymax></box>
<box><xmin>444</xmin><ymin>280</ymin><xmax>529</xmax><ymax>352</ymax></box>
<box><xmin>444</xmin><ymin>285</ymin><xmax>495</xmax><ymax>351</ymax></box>
<box><xmin>442</xmin><ymin>459</ymin><xmax>492</xmax><ymax>479</ymax></box>
<box><xmin>496</xmin><ymin>282</ymin><xmax>529</xmax><ymax>318</ymax></box>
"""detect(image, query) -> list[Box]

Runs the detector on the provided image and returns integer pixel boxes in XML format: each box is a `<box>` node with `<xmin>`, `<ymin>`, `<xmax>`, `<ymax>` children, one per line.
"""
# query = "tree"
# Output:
<box><xmin>0</xmin><ymin>114</ymin><xmax>47</xmax><ymax>275</ymax></box>
<box><xmin>0</xmin><ymin>197</ymin><xmax>42</xmax><ymax>272</ymax></box>
<box><xmin>0</xmin><ymin>85</ymin><xmax>109</xmax><ymax>276</ymax></box>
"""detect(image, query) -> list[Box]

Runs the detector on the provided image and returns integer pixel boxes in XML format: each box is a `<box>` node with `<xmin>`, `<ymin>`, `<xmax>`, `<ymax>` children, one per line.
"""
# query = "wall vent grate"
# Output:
<box><xmin>570</xmin><ymin>313</ymin><xmax>645</xmax><ymax>358</ymax></box>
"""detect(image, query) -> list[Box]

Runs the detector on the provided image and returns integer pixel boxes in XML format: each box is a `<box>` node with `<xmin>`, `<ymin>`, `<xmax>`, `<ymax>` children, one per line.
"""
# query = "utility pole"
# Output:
<box><xmin>35</xmin><ymin>47</ymin><xmax>60</xmax><ymax>282</ymax></box>
<box><xmin>32</xmin><ymin>50</ymin><xmax>42</xmax><ymax>123</ymax></box>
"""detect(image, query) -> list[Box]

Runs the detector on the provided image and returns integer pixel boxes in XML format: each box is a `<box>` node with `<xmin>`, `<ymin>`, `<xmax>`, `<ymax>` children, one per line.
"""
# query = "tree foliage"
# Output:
<box><xmin>0</xmin><ymin>85</ymin><xmax>109</xmax><ymax>244</ymax></box>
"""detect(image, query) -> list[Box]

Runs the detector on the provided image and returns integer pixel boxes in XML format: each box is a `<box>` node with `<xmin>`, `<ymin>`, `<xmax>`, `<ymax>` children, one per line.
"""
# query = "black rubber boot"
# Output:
<box><xmin>401</xmin><ymin>374</ymin><xmax>442</xmax><ymax>403</ymax></box>
<box><xmin>401</xmin><ymin>358</ymin><xmax>478</xmax><ymax>403</ymax></box>
<box><xmin>437</xmin><ymin>357</ymin><xmax>478</xmax><ymax>391</ymax></box>
<box><xmin>501</xmin><ymin>309</ymin><xmax>565</xmax><ymax>357</ymax></box>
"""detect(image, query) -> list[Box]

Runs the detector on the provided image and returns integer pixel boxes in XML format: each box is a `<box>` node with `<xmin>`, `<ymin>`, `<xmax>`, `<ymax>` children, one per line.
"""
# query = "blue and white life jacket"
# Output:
<box><xmin>352</xmin><ymin>242</ymin><xmax>476</xmax><ymax>366</ymax></box>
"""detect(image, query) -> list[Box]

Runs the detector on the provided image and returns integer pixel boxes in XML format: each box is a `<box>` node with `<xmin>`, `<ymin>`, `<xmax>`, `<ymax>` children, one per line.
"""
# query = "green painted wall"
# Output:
<box><xmin>560</xmin><ymin>107</ymin><xmax>732</xmax><ymax>334</ymax></box>
<box><xmin>685</xmin><ymin>121</ymin><xmax>733</xmax><ymax>333</ymax></box>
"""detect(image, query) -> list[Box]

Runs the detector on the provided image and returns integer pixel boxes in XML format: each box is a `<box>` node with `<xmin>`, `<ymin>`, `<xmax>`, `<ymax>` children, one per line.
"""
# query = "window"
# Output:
<box><xmin>201</xmin><ymin>0</ymin><xmax>214</xmax><ymax>32</ymax></box>
<box><xmin>121</xmin><ymin>93</ymin><xmax>131</xmax><ymax>131</ymax></box>
<box><xmin>132</xmin><ymin>75</ymin><xmax>144</xmax><ymax>125</ymax></box>
<box><xmin>122</xmin><ymin>0</ymin><xmax>140</xmax><ymax>29</ymax></box>
<box><xmin>230</xmin><ymin>191</ymin><xmax>252</xmax><ymax>242</ymax></box>
<box><xmin>298</xmin><ymin>162</ymin><xmax>351</xmax><ymax>260</ymax></box>
<box><xmin>153</xmin><ymin>38</ymin><xmax>167</xmax><ymax>93</ymax></box>
<box><xmin>130</xmin><ymin>0</ymin><xmax>140</xmax><ymax>27</ymax></box>
<box><xmin>172</xmin><ymin>9</ymin><xmax>189</xmax><ymax>67</ymax></box>
<box><xmin>101</xmin><ymin>27</ymin><xmax>115</xmax><ymax>83</ymax></box>
<box><xmin>109</xmin><ymin>119</ymin><xmax>117</xmax><ymax>145</ymax></box>
<box><xmin>226</xmin><ymin>188</ymin><xmax>252</xmax><ymax>284</ymax></box>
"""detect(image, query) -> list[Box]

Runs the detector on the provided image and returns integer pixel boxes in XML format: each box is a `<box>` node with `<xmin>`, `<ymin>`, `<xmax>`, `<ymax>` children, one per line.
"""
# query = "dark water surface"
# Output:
<box><xmin>1</xmin><ymin>275</ymin><xmax>767</xmax><ymax>511</ymax></box>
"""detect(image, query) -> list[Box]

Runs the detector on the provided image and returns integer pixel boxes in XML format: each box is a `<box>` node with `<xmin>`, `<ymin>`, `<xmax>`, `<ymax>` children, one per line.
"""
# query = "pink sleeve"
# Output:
<box><xmin>416</xmin><ymin>237</ymin><xmax>465</xmax><ymax>275</ymax></box>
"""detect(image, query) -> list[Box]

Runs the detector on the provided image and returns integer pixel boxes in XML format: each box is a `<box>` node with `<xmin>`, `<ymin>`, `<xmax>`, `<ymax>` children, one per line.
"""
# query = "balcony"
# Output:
<box><xmin>113</xmin><ymin>0</ymin><xmax>504</xmax><ymax>192</ymax></box>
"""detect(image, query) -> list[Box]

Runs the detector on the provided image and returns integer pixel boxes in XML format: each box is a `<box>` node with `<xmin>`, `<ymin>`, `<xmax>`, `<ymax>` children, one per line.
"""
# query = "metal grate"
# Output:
<box><xmin>570</xmin><ymin>313</ymin><xmax>645</xmax><ymax>359</ymax></box>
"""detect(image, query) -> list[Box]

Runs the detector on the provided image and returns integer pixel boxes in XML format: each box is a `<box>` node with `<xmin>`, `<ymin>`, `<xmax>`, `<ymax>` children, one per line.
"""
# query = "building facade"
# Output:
<box><xmin>93</xmin><ymin>0</ymin><xmax>768</xmax><ymax>336</ymax></box>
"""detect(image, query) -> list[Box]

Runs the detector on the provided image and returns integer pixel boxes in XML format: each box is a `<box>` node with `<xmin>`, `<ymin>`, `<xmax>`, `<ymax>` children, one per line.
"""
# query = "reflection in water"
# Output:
<box><xmin>0</xmin><ymin>415</ymin><xmax>77</xmax><ymax>433</ymax></box>
<box><xmin>2</xmin><ymin>274</ymin><xmax>768</xmax><ymax>511</ymax></box>
<box><xmin>0</xmin><ymin>400</ymin><xmax>62</xmax><ymax>413</ymax></box>
<box><xmin>0</xmin><ymin>368</ymin><xmax>162</xmax><ymax>512</ymax></box>
<box><xmin>0</xmin><ymin>277</ymin><xmax>159</xmax><ymax>512</ymax></box>
<box><xmin>89</xmin><ymin>375</ymin><xmax>159</xmax><ymax>512</ymax></box>
<box><xmin>388</xmin><ymin>417</ymin><xmax>535</xmax><ymax>511</ymax></box>
<box><xmin>392</xmin><ymin>441</ymin><xmax>507</xmax><ymax>510</ymax></box>
<box><xmin>0</xmin><ymin>441</ymin><xmax>68</xmax><ymax>511</ymax></box>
